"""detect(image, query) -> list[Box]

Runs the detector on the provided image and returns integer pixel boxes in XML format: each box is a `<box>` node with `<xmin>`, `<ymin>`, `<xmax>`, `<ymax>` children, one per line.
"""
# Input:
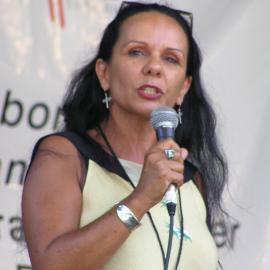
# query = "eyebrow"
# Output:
<box><xmin>123</xmin><ymin>40</ymin><xmax>185</xmax><ymax>55</ymax></box>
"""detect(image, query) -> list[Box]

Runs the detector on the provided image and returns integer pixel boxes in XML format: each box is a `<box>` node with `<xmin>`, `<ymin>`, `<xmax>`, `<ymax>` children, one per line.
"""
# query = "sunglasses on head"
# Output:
<box><xmin>119</xmin><ymin>1</ymin><xmax>193</xmax><ymax>33</ymax></box>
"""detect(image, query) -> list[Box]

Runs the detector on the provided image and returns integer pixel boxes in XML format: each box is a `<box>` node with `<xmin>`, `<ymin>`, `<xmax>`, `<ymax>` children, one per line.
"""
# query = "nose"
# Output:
<box><xmin>142</xmin><ymin>56</ymin><xmax>162</xmax><ymax>77</ymax></box>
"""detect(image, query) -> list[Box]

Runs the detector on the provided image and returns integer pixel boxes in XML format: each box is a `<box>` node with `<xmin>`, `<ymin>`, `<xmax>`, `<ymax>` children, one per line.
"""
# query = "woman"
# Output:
<box><xmin>22</xmin><ymin>2</ymin><xmax>227</xmax><ymax>270</ymax></box>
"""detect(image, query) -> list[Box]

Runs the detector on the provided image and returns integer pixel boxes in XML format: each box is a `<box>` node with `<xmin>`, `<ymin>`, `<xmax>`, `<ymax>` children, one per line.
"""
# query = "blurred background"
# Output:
<box><xmin>0</xmin><ymin>0</ymin><xmax>269</xmax><ymax>269</ymax></box>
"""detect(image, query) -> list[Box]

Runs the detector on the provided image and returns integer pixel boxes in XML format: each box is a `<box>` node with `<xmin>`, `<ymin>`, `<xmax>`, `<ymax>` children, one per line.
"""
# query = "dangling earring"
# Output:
<box><xmin>177</xmin><ymin>106</ymin><xmax>183</xmax><ymax>124</ymax></box>
<box><xmin>102</xmin><ymin>92</ymin><xmax>112</xmax><ymax>109</ymax></box>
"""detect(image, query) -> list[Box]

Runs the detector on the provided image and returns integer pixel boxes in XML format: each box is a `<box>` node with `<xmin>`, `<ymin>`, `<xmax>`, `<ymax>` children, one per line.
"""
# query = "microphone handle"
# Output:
<box><xmin>155</xmin><ymin>126</ymin><xmax>178</xmax><ymax>215</ymax></box>
<box><xmin>165</xmin><ymin>184</ymin><xmax>177</xmax><ymax>204</ymax></box>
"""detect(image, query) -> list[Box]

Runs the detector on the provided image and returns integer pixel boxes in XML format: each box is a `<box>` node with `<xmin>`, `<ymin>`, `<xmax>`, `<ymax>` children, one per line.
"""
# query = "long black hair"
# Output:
<box><xmin>62</xmin><ymin>2</ymin><xmax>228</xmax><ymax>230</ymax></box>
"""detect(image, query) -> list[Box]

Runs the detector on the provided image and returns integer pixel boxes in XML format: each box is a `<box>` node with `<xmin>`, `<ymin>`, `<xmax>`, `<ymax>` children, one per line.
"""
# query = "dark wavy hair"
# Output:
<box><xmin>62</xmin><ymin>2</ymin><xmax>228</xmax><ymax>230</ymax></box>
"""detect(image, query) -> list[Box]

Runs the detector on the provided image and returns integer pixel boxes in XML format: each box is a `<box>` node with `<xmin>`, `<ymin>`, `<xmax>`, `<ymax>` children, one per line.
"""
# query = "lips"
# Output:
<box><xmin>137</xmin><ymin>84</ymin><xmax>163</xmax><ymax>100</ymax></box>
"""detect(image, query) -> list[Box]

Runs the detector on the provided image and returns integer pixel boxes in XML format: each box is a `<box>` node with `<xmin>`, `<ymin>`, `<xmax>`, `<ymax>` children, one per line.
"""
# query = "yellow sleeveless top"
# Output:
<box><xmin>80</xmin><ymin>159</ymin><xmax>218</xmax><ymax>270</ymax></box>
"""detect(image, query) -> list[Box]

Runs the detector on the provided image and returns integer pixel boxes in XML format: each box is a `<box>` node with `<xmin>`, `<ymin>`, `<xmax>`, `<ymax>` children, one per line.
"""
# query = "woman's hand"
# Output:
<box><xmin>130</xmin><ymin>138</ymin><xmax>188</xmax><ymax>211</ymax></box>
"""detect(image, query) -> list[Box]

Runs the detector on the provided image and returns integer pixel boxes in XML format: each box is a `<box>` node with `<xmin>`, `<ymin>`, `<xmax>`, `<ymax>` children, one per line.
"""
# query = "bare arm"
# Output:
<box><xmin>22</xmin><ymin>136</ymin><xmax>187</xmax><ymax>270</ymax></box>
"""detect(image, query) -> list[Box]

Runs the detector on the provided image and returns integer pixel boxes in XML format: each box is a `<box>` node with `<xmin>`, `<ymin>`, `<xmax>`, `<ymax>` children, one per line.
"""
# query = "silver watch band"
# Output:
<box><xmin>116</xmin><ymin>204</ymin><xmax>141</xmax><ymax>231</ymax></box>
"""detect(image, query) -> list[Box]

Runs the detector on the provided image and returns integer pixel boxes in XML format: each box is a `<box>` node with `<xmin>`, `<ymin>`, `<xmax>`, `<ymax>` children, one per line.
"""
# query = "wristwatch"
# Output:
<box><xmin>116</xmin><ymin>204</ymin><xmax>141</xmax><ymax>231</ymax></box>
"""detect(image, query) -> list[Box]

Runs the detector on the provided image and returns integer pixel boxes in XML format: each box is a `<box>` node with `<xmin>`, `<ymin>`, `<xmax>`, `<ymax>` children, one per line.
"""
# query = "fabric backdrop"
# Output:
<box><xmin>0</xmin><ymin>0</ymin><xmax>269</xmax><ymax>269</ymax></box>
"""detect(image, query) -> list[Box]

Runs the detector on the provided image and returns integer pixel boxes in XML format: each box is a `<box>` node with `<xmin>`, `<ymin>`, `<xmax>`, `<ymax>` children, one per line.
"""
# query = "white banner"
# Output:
<box><xmin>1</xmin><ymin>0</ymin><xmax>269</xmax><ymax>269</ymax></box>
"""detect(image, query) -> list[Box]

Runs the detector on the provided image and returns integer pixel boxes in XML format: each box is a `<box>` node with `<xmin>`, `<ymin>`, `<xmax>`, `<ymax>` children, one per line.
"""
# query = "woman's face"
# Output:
<box><xmin>96</xmin><ymin>11</ymin><xmax>192</xmax><ymax>119</ymax></box>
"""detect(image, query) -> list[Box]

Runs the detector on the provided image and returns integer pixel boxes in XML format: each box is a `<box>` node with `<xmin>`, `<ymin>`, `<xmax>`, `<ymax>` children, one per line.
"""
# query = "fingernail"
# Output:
<box><xmin>181</xmin><ymin>149</ymin><xmax>188</xmax><ymax>159</ymax></box>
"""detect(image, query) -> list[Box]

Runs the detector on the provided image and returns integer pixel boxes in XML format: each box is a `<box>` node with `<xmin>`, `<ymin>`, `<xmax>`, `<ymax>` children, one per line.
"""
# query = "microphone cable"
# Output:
<box><xmin>175</xmin><ymin>189</ymin><xmax>184</xmax><ymax>269</ymax></box>
<box><xmin>164</xmin><ymin>213</ymin><xmax>175</xmax><ymax>270</ymax></box>
<box><xmin>164</xmin><ymin>190</ymin><xmax>184</xmax><ymax>270</ymax></box>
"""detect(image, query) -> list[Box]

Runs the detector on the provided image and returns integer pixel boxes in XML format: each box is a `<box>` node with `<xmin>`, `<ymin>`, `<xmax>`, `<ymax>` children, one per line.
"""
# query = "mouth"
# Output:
<box><xmin>142</xmin><ymin>86</ymin><xmax>159</xmax><ymax>94</ymax></box>
<box><xmin>137</xmin><ymin>85</ymin><xmax>164</xmax><ymax>100</ymax></box>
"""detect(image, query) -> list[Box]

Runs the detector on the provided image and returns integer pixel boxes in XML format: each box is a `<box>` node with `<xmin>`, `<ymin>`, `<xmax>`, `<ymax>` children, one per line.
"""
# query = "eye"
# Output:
<box><xmin>128</xmin><ymin>48</ymin><xmax>145</xmax><ymax>57</ymax></box>
<box><xmin>164</xmin><ymin>55</ymin><xmax>179</xmax><ymax>64</ymax></box>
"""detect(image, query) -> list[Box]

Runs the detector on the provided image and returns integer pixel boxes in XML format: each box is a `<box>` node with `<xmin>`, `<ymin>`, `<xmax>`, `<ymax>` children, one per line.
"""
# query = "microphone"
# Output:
<box><xmin>150</xmin><ymin>106</ymin><xmax>179</xmax><ymax>216</ymax></box>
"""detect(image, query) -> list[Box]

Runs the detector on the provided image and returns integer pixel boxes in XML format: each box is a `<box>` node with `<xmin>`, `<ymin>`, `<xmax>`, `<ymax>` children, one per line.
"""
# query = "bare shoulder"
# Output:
<box><xmin>37</xmin><ymin>134</ymin><xmax>80</xmax><ymax>157</ymax></box>
<box><xmin>25</xmin><ymin>134</ymin><xmax>84</xmax><ymax>187</ymax></box>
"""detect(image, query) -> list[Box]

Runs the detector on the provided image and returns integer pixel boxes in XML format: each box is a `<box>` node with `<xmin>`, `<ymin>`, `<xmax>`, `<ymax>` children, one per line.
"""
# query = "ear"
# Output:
<box><xmin>176</xmin><ymin>76</ymin><xmax>192</xmax><ymax>105</ymax></box>
<box><xmin>95</xmin><ymin>58</ymin><xmax>110</xmax><ymax>91</ymax></box>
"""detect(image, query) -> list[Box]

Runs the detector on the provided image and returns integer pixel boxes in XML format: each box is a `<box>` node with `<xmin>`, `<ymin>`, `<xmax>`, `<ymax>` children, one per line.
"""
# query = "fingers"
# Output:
<box><xmin>180</xmin><ymin>148</ymin><xmax>188</xmax><ymax>160</ymax></box>
<box><xmin>146</xmin><ymin>138</ymin><xmax>188</xmax><ymax>163</ymax></box>
<box><xmin>134</xmin><ymin>139</ymin><xmax>188</xmax><ymax>209</ymax></box>
<box><xmin>144</xmin><ymin>138</ymin><xmax>188</xmax><ymax>187</ymax></box>
<box><xmin>155</xmin><ymin>138</ymin><xmax>181</xmax><ymax>152</ymax></box>
<box><xmin>163</xmin><ymin>149</ymin><xmax>185</xmax><ymax>162</ymax></box>
<box><xmin>154</xmin><ymin>159</ymin><xmax>184</xmax><ymax>188</ymax></box>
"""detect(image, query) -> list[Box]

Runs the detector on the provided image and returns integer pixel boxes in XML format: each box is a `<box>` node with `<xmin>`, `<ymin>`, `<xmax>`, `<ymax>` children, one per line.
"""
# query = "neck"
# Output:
<box><xmin>100</xmin><ymin>111</ymin><xmax>156</xmax><ymax>164</ymax></box>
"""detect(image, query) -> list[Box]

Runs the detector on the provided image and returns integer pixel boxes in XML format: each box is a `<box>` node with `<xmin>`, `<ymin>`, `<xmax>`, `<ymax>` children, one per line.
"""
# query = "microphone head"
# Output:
<box><xmin>150</xmin><ymin>106</ymin><xmax>179</xmax><ymax>130</ymax></box>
